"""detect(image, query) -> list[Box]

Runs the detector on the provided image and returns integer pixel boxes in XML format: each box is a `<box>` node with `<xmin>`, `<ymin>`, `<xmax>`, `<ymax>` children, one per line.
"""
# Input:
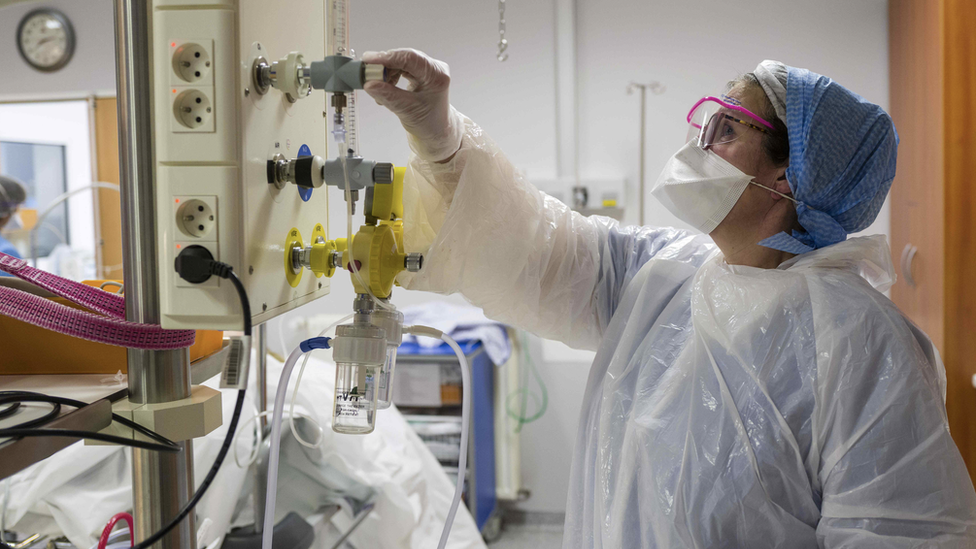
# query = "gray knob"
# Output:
<box><xmin>404</xmin><ymin>253</ymin><xmax>424</xmax><ymax>273</ymax></box>
<box><xmin>373</xmin><ymin>163</ymin><xmax>394</xmax><ymax>185</ymax></box>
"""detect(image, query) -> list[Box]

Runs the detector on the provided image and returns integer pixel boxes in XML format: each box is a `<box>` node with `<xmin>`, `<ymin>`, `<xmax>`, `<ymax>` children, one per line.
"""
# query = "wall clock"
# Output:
<box><xmin>17</xmin><ymin>8</ymin><xmax>76</xmax><ymax>72</ymax></box>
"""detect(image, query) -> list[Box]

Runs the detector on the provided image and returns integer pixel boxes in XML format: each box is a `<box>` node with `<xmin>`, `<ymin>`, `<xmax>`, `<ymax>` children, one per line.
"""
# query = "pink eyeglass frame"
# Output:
<box><xmin>686</xmin><ymin>96</ymin><xmax>776</xmax><ymax>131</ymax></box>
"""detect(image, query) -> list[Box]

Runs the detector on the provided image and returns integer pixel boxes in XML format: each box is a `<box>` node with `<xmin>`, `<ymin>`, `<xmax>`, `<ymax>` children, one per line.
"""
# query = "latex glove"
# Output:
<box><xmin>362</xmin><ymin>49</ymin><xmax>463</xmax><ymax>162</ymax></box>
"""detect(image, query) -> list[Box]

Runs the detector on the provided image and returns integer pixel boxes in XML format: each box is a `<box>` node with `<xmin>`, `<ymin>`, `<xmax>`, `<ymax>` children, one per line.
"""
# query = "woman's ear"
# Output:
<box><xmin>771</xmin><ymin>166</ymin><xmax>791</xmax><ymax>197</ymax></box>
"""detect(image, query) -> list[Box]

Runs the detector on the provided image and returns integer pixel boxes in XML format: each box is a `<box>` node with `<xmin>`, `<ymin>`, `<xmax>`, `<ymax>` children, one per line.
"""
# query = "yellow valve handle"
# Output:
<box><xmin>370</xmin><ymin>166</ymin><xmax>406</xmax><ymax>222</ymax></box>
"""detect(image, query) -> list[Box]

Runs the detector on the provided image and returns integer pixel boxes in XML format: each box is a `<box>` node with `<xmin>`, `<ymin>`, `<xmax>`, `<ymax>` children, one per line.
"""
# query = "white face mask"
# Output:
<box><xmin>651</xmin><ymin>142</ymin><xmax>795</xmax><ymax>234</ymax></box>
<box><xmin>651</xmin><ymin>142</ymin><xmax>752</xmax><ymax>234</ymax></box>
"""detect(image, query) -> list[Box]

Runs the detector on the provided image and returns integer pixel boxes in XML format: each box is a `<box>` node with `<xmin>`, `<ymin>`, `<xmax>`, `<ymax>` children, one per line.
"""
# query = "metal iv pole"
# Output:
<box><xmin>627</xmin><ymin>81</ymin><xmax>665</xmax><ymax>226</ymax></box>
<box><xmin>114</xmin><ymin>1</ymin><xmax>197</xmax><ymax>547</ymax></box>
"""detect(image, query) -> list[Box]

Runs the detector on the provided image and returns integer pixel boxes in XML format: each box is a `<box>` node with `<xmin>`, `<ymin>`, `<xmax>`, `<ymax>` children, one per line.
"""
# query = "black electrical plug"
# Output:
<box><xmin>174</xmin><ymin>246</ymin><xmax>251</xmax><ymax>337</ymax></box>
<box><xmin>175</xmin><ymin>245</ymin><xmax>217</xmax><ymax>284</ymax></box>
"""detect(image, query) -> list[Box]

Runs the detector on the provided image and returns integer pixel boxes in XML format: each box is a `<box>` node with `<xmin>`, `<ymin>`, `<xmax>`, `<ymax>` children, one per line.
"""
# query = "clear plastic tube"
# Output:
<box><xmin>404</xmin><ymin>326</ymin><xmax>471</xmax><ymax>549</ymax></box>
<box><xmin>232</xmin><ymin>409</ymin><xmax>320</xmax><ymax>468</ymax></box>
<box><xmin>261</xmin><ymin>346</ymin><xmax>305</xmax><ymax>549</ymax></box>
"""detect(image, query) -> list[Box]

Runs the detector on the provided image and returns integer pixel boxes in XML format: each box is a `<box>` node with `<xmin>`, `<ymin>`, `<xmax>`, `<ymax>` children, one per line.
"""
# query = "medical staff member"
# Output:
<box><xmin>363</xmin><ymin>50</ymin><xmax>976</xmax><ymax>547</ymax></box>
<box><xmin>0</xmin><ymin>176</ymin><xmax>27</xmax><ymax>272</ymax></box>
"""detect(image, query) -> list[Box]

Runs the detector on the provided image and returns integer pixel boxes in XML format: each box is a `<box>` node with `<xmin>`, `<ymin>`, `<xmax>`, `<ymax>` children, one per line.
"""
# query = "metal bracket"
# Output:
<box><xmin>92</xmin><ymin>385</ymin><xmax>223</xmax><ymax>444</ymax></box>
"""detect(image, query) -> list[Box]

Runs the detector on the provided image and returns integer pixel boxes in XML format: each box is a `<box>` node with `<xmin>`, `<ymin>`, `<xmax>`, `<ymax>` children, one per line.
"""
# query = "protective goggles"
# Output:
<box><xmin>686</xmin><ymin>95</ymin><xmax>775</xmax><ymax>150</ymax></box>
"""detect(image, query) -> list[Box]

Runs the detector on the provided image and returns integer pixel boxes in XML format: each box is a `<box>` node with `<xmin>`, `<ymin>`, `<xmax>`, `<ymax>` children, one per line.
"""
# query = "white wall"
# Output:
<box><xmin>0</xmin><ymin>0</ymin><xmax>116</xmax><ymax>96</ymax></box>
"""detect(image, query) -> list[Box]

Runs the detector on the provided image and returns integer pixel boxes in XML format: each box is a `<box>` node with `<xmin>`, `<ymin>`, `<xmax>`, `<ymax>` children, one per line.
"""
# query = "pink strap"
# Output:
<box><xmin>0</xmin><ymin>252</ymin><xmax>195</xmax><ymax>350</ymax></box>
<box><xmin>0</xmin><ymin>253</ymin><xmax>126</xmax><ymax>318</ymax></box>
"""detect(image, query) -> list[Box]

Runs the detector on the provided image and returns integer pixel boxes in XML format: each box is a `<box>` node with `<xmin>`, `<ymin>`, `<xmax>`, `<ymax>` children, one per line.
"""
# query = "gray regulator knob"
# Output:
<box><xmin>373</xmin><ymin>163</ymin><xmax>394</xmax><ymax>185</ymax></box>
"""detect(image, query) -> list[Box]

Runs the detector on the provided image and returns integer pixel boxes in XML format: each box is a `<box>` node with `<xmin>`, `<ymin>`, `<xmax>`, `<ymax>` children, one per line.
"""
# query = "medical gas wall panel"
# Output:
<box><xmin>152</xmin><ymin>0</ymin><xmax>330</xmax><ymax>330</ymax></box>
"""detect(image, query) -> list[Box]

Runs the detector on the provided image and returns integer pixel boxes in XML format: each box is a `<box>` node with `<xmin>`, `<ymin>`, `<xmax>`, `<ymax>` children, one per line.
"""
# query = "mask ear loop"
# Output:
<box><xmin>750</xmin><ymin>180</ymin><xmax>800</xmax><ymax>206</ymax></box>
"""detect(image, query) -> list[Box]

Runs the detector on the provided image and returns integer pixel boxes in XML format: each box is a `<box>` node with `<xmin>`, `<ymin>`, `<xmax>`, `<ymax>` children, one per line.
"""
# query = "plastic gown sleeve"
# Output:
<box><xmin>396</xmin><ymin>110</ymin><xmax>710</xmax><ymax>350</ymax></box>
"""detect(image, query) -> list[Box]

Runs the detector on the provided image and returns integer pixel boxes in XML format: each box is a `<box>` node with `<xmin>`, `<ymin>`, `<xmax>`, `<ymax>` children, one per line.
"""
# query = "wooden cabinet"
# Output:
<box><xmin>890</xmin><ymin>0</ymin><xmax>976</xmax><ymax>485</ymax></box>
<box><xmin>93</xmin><ymin>97</ymin><xmax>123</xmax><ymax>280</ymax></box>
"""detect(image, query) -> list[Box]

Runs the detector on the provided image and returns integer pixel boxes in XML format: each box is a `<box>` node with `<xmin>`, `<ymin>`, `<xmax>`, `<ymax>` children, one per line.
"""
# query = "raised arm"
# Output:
<box><xmin>364</xmin><ymin>49</ymin><xmax>713</xmax><ymax>350</ymax></box>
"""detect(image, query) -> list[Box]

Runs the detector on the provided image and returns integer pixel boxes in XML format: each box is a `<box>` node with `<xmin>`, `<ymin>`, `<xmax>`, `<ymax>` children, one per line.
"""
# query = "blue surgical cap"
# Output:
<box><xmin>756</xmin><ymin>64</ymin><xmax>899</xmax><ymax>254</ymax></box>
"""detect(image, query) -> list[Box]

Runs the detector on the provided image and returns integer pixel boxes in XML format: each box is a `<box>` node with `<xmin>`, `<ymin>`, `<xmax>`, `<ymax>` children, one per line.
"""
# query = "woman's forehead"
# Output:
<box><xmin>723</xmin><ymin>84</ymin><xmax>766</xmax><ymax>124</ymax></box>
<box><xmin>728</xmin><ymin>81</ymin><xmax>762</xmax><ymax>104</ymax></box>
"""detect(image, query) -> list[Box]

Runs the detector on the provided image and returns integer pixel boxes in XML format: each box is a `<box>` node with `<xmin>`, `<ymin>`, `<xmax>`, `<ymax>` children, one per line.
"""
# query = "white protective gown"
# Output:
<box><xmin>398</xmin><ymin>112</ymin><xmax>976</xmax><ymax>548</ymax></box>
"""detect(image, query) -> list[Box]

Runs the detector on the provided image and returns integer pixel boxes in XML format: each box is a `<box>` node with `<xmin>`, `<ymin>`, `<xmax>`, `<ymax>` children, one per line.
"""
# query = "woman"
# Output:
<box><xmin>363</xmin><ymin>50</ymin><xmax>976</xmax><ymax>547</ymax></box>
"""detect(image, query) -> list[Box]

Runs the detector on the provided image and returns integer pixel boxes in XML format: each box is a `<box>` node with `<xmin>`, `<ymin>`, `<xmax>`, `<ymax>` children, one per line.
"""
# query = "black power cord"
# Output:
<box><xmin>174</xmin><ymin>245</ymin><xmax>251</xmax><ymax>336</ymax></box>
<box><xmin>0</xmin><ymin>401</ymin><xmax>20</xmax><ymax>420</ymax></box>
<box><xmin>0</xmin><ymin>391</ymin><xmax>60</xmax><ymax>428</ymax></box>
<box><xmin>119</xmin><ymin>249</ymin><xmax>255</xmax><ymax>549</ymax></box>
<box><xmin>0</xmin><ymin>393</ymin><xmax>179</xmax><ymax>452</ymax></box>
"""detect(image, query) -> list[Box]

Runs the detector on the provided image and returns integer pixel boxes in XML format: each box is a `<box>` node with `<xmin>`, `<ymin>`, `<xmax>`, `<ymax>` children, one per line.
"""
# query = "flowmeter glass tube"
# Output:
<box><xmin>328</xmin><ymin>0</ymin><xmax>349</xmax><ymax>57</ymax></box>
<box><xmin>342</xmin><ymin>91</ymin><xmax>360</xmax><ymax>157</ymax></box>
<box><xmin>327</xmin><ymin>0</ymin><xmax>360</xmax><ymax>156</ymax></box>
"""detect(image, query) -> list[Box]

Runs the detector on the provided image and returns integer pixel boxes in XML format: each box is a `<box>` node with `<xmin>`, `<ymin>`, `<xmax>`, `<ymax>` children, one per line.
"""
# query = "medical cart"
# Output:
<box><xmin>393</xmin><ymin>340</ymin><xmax>500</xmax><ymax>539</ymax></box>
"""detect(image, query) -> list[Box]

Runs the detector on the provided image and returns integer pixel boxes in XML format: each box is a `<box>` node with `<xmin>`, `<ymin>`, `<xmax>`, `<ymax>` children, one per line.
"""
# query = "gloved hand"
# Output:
<box><xmin>362</xmin><ymin>49</ymin><xmax>463</xmax><ymax>162</ymax></box>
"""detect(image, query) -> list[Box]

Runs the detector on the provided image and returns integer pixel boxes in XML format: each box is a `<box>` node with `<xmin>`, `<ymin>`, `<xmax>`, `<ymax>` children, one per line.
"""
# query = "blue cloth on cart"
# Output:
<box><xmin>401</xmin><ymin>301</ymin><xmax>511</xmax><ymax>364</ymax></box>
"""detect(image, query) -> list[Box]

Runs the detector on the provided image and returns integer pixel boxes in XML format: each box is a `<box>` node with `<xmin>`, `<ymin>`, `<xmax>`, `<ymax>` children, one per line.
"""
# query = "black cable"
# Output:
<box><xmin>0</xmin><ymin>393</ymin><xmax>179</xmax><ymax>453</ymax></box>
<box><xmin>173</xmin><ymin>247</ymin><xmax>251</xmax><ymax>336</ymax></box>
<box><xmin>0</xmin><ymin>393</ymin><xmax>178</xmax><ymax>449</ymax></box>
<box><xmin>0</xmin><ymin>391</ymin><xmax>59</xmax><ymax>427</ymax></box>
<box><xmin>225</xmin><ymin>270</ymin><xmax>252</xmax><ymax>337</ymax></box>
<box><xmin>136</xmin><ymin>257</ymin><xmax>251</xmax><ymax>548</ymax></box>
<box><xmin>0</xmin><ymin>401</ymin><xmax>20</xmax><ymax>420</ymax></box>
<box><xmin>0</xmin><ymin>429</ymin><xmax>182</xmax><ymax>452</ymax></box>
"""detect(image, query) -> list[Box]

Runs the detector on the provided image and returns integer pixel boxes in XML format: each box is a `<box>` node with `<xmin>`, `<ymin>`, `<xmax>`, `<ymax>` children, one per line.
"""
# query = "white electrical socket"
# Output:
<box><xmin>169</xmin><ymin>39</ymin><xmax>214</xmax><ymax>86</ymax></box>
<box><xmin>172</xmin><ymin>42</ymin><xmax>212</xmax><ymax>83</ymax></box>
<box><xmin>172</xmin><ymin>89</ymin><xmax>214</xmax><ymax>132</ymax></box>
<box><xmin>176</xmin><ymin>198</ymin><xmax>216</xmax><ymax>238</ymax></box>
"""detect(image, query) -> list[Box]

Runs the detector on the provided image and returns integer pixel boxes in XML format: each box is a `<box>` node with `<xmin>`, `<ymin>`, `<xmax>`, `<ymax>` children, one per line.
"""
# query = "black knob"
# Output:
<box><xmin>294</xmin><ymin>156</ymin><xmax>316</xmax><ymax>189</ymax></box>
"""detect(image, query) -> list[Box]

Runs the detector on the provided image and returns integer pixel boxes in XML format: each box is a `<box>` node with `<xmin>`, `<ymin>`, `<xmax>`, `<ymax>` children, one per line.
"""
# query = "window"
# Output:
<box><xmin>0</xmin><ymin>141</ymin><xmax>70</xmax><ymax>257</ymax></box>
